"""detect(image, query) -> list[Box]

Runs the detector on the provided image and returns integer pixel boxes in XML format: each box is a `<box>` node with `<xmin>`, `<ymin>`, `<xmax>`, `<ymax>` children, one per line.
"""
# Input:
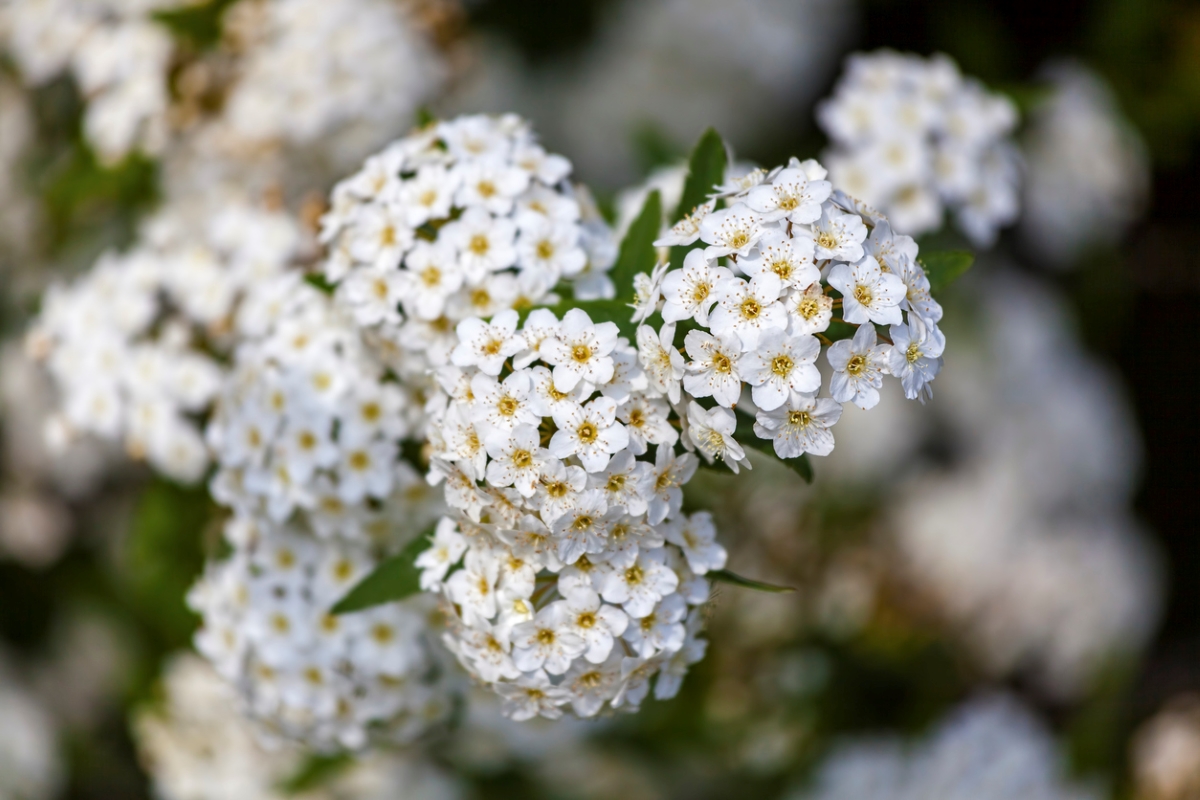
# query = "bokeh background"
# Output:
<box><xmin>1</xmin><ymin>0</ymin><xmax>1198</xmax><ymax>797</ymax></box>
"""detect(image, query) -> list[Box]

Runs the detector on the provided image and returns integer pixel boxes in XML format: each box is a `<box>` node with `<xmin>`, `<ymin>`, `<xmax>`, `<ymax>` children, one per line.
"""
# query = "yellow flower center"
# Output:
<box><xmin>771</xmin><ymin>355</ymin><xmax>794</xmax><ymax>377</ymax></box>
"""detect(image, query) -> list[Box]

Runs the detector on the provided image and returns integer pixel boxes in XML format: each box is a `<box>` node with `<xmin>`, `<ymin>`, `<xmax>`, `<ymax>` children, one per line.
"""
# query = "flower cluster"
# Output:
<box><xmin>220</xmin><ymin>0</ymin><xmax>450</xmax><ymax>163</ymax></box>
<box><xmin>26</xmin><ymin>203</ymin><xmax>303</xmax><ymax>483</ymax></box>
<box><xmin>798</xmin><ymin>695</ymin><xmax>1100</xmax><ymax>800</ymax></box>
<box><xmin>0</xmin><ymin>0</ymin><xmax>181</xmax><ymax>164</ymax></box>
<box><xmin>206</xmin><ymin>277</ymin><xmax>440</xmax><ymax>533</ymax></box>
<box><xmin>634</xmin><ymin>158</ymin><xmax>945</xmax><ymax>466</ymax></box>
<box><xmin>817</xmin><ymin>51</ymin><xmax>1020</xmax><ymax>246</ymax></box>
<box><xmin>188</xmin><ymin>513</ymin><xmax>453</xmax><ymax>751</ymax></box>
<box><xmin>421</xmin><ymin>306</ymin><xmax>719</xmax><ymax>720</ymax></box>
<box><xmin>317</xmin><ymin>113</ymin><xmax>617</xmax><ymax>379</ymax></box>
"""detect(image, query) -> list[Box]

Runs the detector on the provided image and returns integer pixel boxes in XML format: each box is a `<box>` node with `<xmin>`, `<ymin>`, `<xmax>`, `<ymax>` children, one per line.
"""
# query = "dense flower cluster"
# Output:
<box><xmin>422</xmin><ymin>305</ymin><xmax>718</xmax><ymax>720</ymax></box>
<box><xmin>206</xmin><ymin>277</ymin><xmax>439</xmax><ymax>532</ymax></box>
<box><xmin>26</xmin><ymin>204</ymin><xmax>303</xmax><ymax>482</ymax></box>
<box><xmin>188</xmin><ymin>513</ymin><xmax>453</xmax><ymax>751</ymax></box>
<box><xmin>194</xmin><ymin>276</ymin><xmax>454</xmax><ymax>748</ymax></box>
<box><xmin>817</xmin><ymin>51</ymin><xmax>1020</xmax><ymax>246</ymax></box>
<box><xmin>634</xmin><ymin>158</ymin><xmax>945</xmax><ymax>465</ymax></box>
<box><xmin>1019</xmin><ymin>61</ymin><xmax>1149</xmax><ymax>265</ymax></box>
<box><xmin>317</xmin><ymin>113</ymin><xmax>617</xmax><ymax>372</ymax></box>
<box><xmin>0</xmin><ymin>0</ymin><xmax>181</xmax><ymax>163</ymax></box>
<box><xmin>220</xmin><ymin>0</ymin><xmax>450</xmax><ymax>165</ymax></box>
<box><xmin>797</xmin><ymin>695</ymin><xmax>1099</xmax><ymax>800</ymax></box>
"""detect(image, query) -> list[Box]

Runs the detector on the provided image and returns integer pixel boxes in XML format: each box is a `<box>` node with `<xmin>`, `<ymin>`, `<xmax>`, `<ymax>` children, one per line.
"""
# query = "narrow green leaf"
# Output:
<box><xmin>609</xmin><ymin>190</ymin><xmax>662</xmax><ymax>304</ymax></box>
<box><xmin>919</xmin><ymin>250</ymin><xmax>975</xmax><ymax>293</ymax></box>
<box><xmin>710</xmin><ymin>569</ymin><xmax>795</xmax><ymax>594</ymax></box>
<box><xmin>673</xmin><ymin>128</ymin><xmax>728</xmax><ymax>222</ymax></box>
<box><xmin>331</xmin><ymin>532</ymin><xmax>430</xmax><ymax>615</ymax></box>
<box><xmin>278</xmin><ymin>754</ymin><xmax>352</xmax><ymax>795</ymax></box>
<box><xmin>667</xmin><ymin>128</ymin><xmax>729</xmax><ymax>271</ymax></box>
<box><xmin>732</xmin><ymin>408</ymin><xmax>814</xmax><ymax>483</ymax></box>
<box><xmin>303</xmin><ymin>272</ymin><xmax>336</xmax><ymax>295</ymax></box>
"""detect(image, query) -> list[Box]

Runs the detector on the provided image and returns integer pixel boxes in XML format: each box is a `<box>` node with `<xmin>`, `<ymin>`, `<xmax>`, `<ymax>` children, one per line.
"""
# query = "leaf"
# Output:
<box><xmin>732</xmin><ymin>408</ymin><xmax>814</xmax><ymax>483</ymax></box>
<box><xmin>710</xmin><ymin>569</ymin><xmax>795</xmax><ymax>594</ymax></box>
<box><xmin>919</xmin><ymin>250</ymin><xmax>975</xmax><ymax>293</ymax></box>
<box><xmin>667</xmin><ymin>128</ymin><xmax>729</xmax><ymax>271</ymax></box>
<box><xmin>673</xmin><ymin>128</ymin><xmax>728</xmax><ymax>222</ymax></box>
<box><xmin>609</xmin><ymin>189</ymin><xmax>662</xmax><ymax>304</ymax></box>
<box><xmin>278</xmin><ymin>754</ymin><xmax>352</xmax><ymax>795</ymax></box>
<box><xmin>331</xmin><ymin>532</ymin><xmax>430</xmax><ymax>615</ymax></box>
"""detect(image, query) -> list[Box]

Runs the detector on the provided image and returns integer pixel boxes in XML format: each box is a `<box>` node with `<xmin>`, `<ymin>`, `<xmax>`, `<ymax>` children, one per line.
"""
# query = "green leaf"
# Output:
<box><xmin>732</xmin><ymin>409</ymin><xmax>814</xmax><ymax>483</ymax></box>
<box><xmin>667</xmin><ymin>128</ymin><xmax>729</xmax><ymax>271</ymax></box>
<box><xmin>919</xmin><ymin>250</ymin><xmax>975</xmax><ymax>293</ymax></box>
<box><xmin>331</xmin><ymin>532</ymin><xmax>430</xmax><ymax>615</ymax></box>
<box><xmin>710</xmin><ymin>569</ymin><xmax>795</xmax><ymax>594</ymax></box>
<box><xmin>673</xmin><ymin>128</ymin><xmax>728</xmax><ymax>222</ymax></box>
<box><xmin>151</xmin><ymin>0</ymin><xmax>239</xmax><ymax>49</ymax></box>
<box><xmin>609</xmin><ymin>190</ymin><xmax>662</xmax><ymax>303</ymax></box>
<box><xmin>303</xmin><ymin>272</ymin><xmax>336</xmax><ymax>295</ymax></box>
<box><xmin>278</xmin><ymin>754</ymin><xmax>352</xmax><ymax>795</ymax></box>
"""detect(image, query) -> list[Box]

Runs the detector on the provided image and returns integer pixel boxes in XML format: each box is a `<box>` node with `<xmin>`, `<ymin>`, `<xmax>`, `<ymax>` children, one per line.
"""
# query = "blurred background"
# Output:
<box><xmin>0</xmin><ymin>0</ymin><xmax>1198</xmax><ymax>797</ymax></box>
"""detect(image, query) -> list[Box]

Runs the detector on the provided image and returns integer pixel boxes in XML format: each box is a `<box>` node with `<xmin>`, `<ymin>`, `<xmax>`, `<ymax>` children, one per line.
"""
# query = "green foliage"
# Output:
<box><xmin>124</xmin><ymin>479</ymin><xmax>214</xmax><ymax>649</ymax></box>
<box><xmin>709</xmin><ymin>569</ymin><xmax>796</xmax><ymax>593</ymax></box>
<box><xmin>278</xmin><ymin>753</ymin><xmax>353</xmax><ymax>795</ymax></box>
<box><xmin>920</xmin><ymin>250</ymin><xmax>975</xmax><ymax>293</ymax></box>
<box><xmin>151</xmin><ymin>0</ymin><xmax>239</xmax><ymax>49</ymax></box>
<box><xmin>668</xmin><ymin>128</ymin><xmax>729</xmax><ymax>271</ymax></box>
<box><xmin>732</xmin><ymin>408</ymin><xmax>814</xmax><ymax>483</ymax></box>
<box><xmin>632</xmin><ymin>123</ymin><xmax>684</xmax><ymax>176</ymax></box>
<box><xmin>42</xmin><ymin>147</ymin><xmax>159</xmax><ymax>257</ymax></box>
<box><xmin>609</xmin><ymin>189</ymin><xmax>662</xmax><ymax>303</ymax></box>
<box><xmin>673</xmin><ymin>128</ymin><xmax>728</xmax><ymax>222</ymax></box>
<box><xmin>331</xmin><ymin>531</ymin><xmax>431</xmax><ymax>615</ymax></box>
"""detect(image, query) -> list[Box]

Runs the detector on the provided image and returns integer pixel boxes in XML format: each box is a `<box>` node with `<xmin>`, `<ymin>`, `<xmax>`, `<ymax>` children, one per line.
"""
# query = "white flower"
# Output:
<box><xmin>589</xmin><ymin>450</ymin><xmax>652</xmax><ymax>517</ymax></box>
<box><xmin>653</xmin><ymin>198</ymin><xmax>714</xmax><ymax>248</ymax></box>
<box><xmin>744</xmin><ymin>166</ymin><xmax>832</xmax><ymax>224</ymax></box>
<box><xmin>827</xmin><ymin>323</ymin><xmax>891</xmax><ymax>410</ymax></box>
<box><xmin>709</xmin><ymin>274</ymin><xmax>788</xmax><ymax>349</ymax></box>
<box><xmin>647</xmin><ymin>446</ymin><xmax>697</xmax><ymax>525</ymax></box>
<box><xmin>450</xmin><ymin>311</ymin><xmax>522</xmax><ymax>376</ymax></box>
<box><xmin>887</xmin><ymin>316</ymin><xmax>946</xmax><ymax>402</ymax></box>
<box><xmin>348</xmin><ymin>203</ymin><xmax>413</xmax><ymax>271</ymax></box>
<box><xmin>561</xmin><ymin>586</ymin><xmax>629</xmax><ymax>664</ymax></box>
<box><xmin>619</xmin><ymin>393</ymin><xmax>678</xmax><ymax>456</ymax></box>
<box><xmin>786</xmin><ymin>282</ymin><xmax>835</xmax><ymax>335</ymax></box>
<box><xmin>446</xmin><ymin>548</ymin><xmax>500</xmax><ymax>626</ymax></box>
<box><xmin>455</xmin><ymin>157</ymin><xmax>530</xmax><ymax>215</ymax></box>
<box><xmin>341</xmin><ymin>268</ymin><xmax>405</xmax><ymax>326</ymax></box>
<box><xmin>663</xmin><ymin>512</ymin><xmax>726</xmax><ymax>575</ymax></box>
<box><xmin>699</xmin><ymin>203</ymin><xmax>767</xmax><ymax>259</ymax></box>
<box><xmin>399</xmin><ymin>241</ymin><xmax>462</xmax><ymax>320</ymax></box>
<box><xmin>637</xmin><ymin>323</ymin><xmax>684</xmax><ymax>403</ymax></box>
<box><xmin>415</xmin><ymin>518</ymin><xmax>467</xmax><ymax>590</ymax></box>
<box><xmin>811</xmin><ymin>206</ymin><xmax>868</xmax><ymax>262</ymax></box>
<box><xmin>484</xmin><ymin>424</ymin><xmax>547</xmax><ymax>497</ymax></box>
<box><xmin>660</xmin><ymin>249</ymin><xmax>731</xmax><ymax>325</ymax></box>
<box><xmin>753</xmin><ymin>393</ymin><xmax>843</xmax><ymax>457</ymax></box>
<box><xmin>686</xmin><ymin>401</ymin><xmax>749</xmax><ymax>473</ymax></box>
<box><xmin>497</xmin><ymin>670</ymin><xmax>570</xmax><ymax>721</ymax></box>
<box><xmin>510</xmin><ymin>603</ymin><xmax>587</xmax><ymax>675</ymax></box>
<box><xmin>336</xmin><ymin>440</ymin><xmax>396</xmax><ymax>502</ymax></box>
<box><xmin>561</xmin><ymin>654</ymin><xmax>624</xmax><ymax>718</ymax></box>
<box><xmin>517</xmin><ymin>219</ymin><xmax>586</xmax><ymax>280</ymax></box>
<box><xmin>443</xmin><ymin>207</ymin><xmax>517</xmax><ymax>281</ymax></box>
<box><xmin>622</xmin><ymin>592</ymin><xmax>687</xmax><ymax>658</ymax></box>
<box><xmin>683</xmin><ymin>330</ymin><xmax>743</xmax><ymax>407</ymax></box>
<box><xmin>740</xmin><ymin>329</ymin><xmax>822</xmax><ymax>411</ymax></box>
<box><xmin>548</xmin><ymin>397</ymin><xmax>629</xmax><ymax>473</ymax></box>
<box><xmin>551</xmin><ymin>493</ymin><xmax>621</xmax><ymax>565</ymax></box>
<box><xmin>596</xmin><ymin>548</ymin><xmax>679</xmax><ymax>619</ymax></box>
<box><xmin>397</xmin><ymin>164</ymin><xmax>457</xmax><ymax>227</ymax></box>
<box><xmin>533</xmin><ymin>460</ymin><xmax>588</xmax><ymax>524</ymax></box>
<box><xmin>740</xmin><ymin>228</ymin><xmax>820</xmax><ymax>290</ymax></box>
<box><xmin>828</xmin><ymin>256</ymin><xmax>906</xmax><ymax>326</ymax></box>
<box><xmin>470</xmin><ymin>370</ymin><xmax>540</xmax><ymax>434</ymax></box>
<box><xmin>512</xmin><ymin>308</ymin><xmax>562</xmax><ymax>370</ymax></box>
<box><xmin>539</xmin><ymin>308</ymin><xmax>619</xmax><ymax>393</ymax></box>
